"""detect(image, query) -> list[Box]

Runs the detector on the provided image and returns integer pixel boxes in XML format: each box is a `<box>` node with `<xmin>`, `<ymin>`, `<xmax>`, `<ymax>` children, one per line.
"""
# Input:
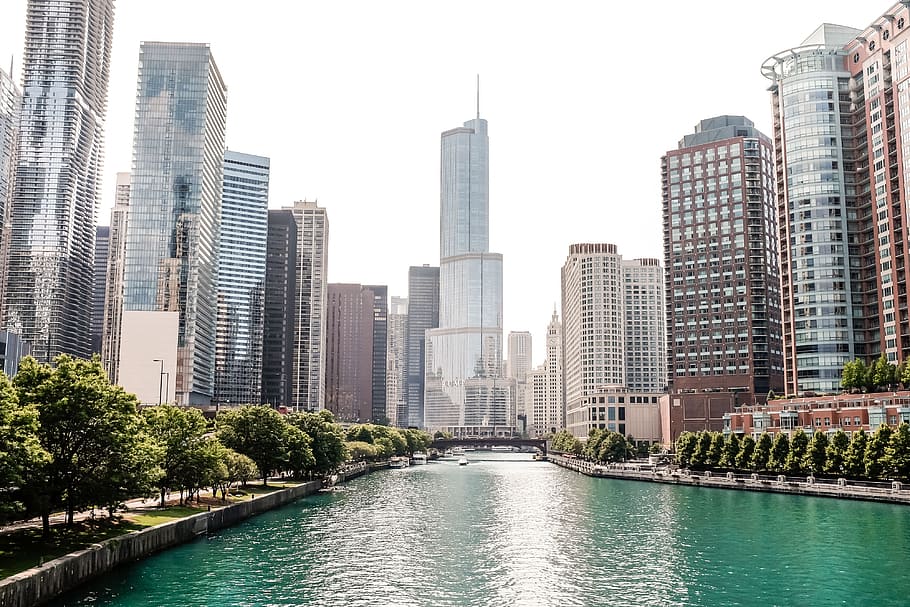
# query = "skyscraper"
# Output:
<box><xmin>0</xmin><ymin>66</ymin><xmax>20</xmax><ymax>316</ymax></box>
<box><xmin>287</xmin><ymin>200</ymin><xmax>328</xmax><ymax>411</ymax></box>
<box><xmin>121</xmin><ymin>42</ymin><xmax>227</xmax><ymax>406</ymax></box>
<box><xmin>507</xmin><ymin>331</ymin><xmax>532</xmax><ymax>431</ymax></box>
<box><xmin>4</xmin><ymin>0</ymin><xmax>115</xmax><ymax>360</ymax></box>
<box><xmin>365</xmin><ymin>284</ymin><xmax>388</xmax><ymax>423</ymax></box>
<box><xmin>387</xmin><ymin>296</ymin><xmax>408</xmax><ymax>426</ymax></box>
<box><xmin>262</xmin><ymin>209</ymin><xmax>297</xmax><ymax>408</ymax></box>
<box><xmin>540</xmin><ymin>308</ymin><xmax>564</xmax><ymax>435</ymax></box>
<box><xmin>406</xmin><ymin>265</ymin><xmax>438</xmax><ymax>427</ymax></box>
<box><xmin>214</xmin><ymin>151</ymin><xmax>269</xmax><ymax>406</ymax></box>
<box><xmin>100</xmin><ymin>172</ymin><xmax>129</xmax><ymax>382</ymax></box>
<box><xmin>661</xmin><ymin>116</ymin><xmax>782</xmax><ymax>438</ymax></box>
<box><xmin>90</xmin><ymin>226</ymin><xmax>109</xmax><ymax>355</ymax></box>
<box><xmin>622</xmin><ymin>258</ymin><xmax>666</xmax><ymax>393</ymax></box>
<box><xmin>324</xmin><ymin>284</ymin><xmax>375</xmax><ymax>422</ymax></box>
<box><xmin>425</xmin><ymin>114</ymin><xmax>510</xmax><ymax>436</ymax></box>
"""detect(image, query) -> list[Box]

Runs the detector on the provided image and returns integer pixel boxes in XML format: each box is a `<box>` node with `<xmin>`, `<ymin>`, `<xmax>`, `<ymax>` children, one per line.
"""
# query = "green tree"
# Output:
<box><xmin>871</xmin><ymin>354</ymin><xmax>896</xmax><ymax>391</ymax></box>
<box><xmin>217</xmin><ymin>405</ymin><xmax>291</xmax><ymax>485</ymax></box>
<box><xmin>750</xmin><ymin>432</ymin><xmax>773</xmax><ymax>471</ymax></box>
<box><xmin>843</xmin><ymin>429</ymin><xmax>868</xmax><ymax>478</ymax></box>
<box><xmin>841</xmin><ymin>359</ymin><xmax>866</xmax><ymax>392</ymax></box>
<box><xmin>719</xmin><ymin>433</ymin><xmax>741</xmax><ymax>469</ymax></box>
<box><xmin>346</xmin><ymin>424</ymin><xmax>374</xmax><ymax>444</ymax></box>
<box><xmin>706</xmin><ymin>432</ymin><xmax>724</xmax><ymax>468</ymax></box>
<box><xmin>345</xmin><ymin>440</ymin><xmax>378</xmax><ymax>461</ymax></box>
<box><xmin>175</xmin><ymin>436</ymin><xmax>224</xmax><ymax>504</ymax></box>
<box><xmin>224</xmin><ymin>449</ymin><xmax>257</xmax><ymax>487</ymax></box>
<box><xmin>14</xmin><ymin>356</ymin><xmax>153</xmax><ymax>534</ymax></box>
<box><xmin>768</xmin><ymin>432</ymin><xmax>790</xmax><ymax>473</ymax></box>
<box><xmin>0</xmin><ymin>374</ymin><xmax>48</xmax><ymax>523</ymax></box>
<box><xmin>599</xmin><ymin>432</ymin><xmax>632</xmax><ymax>463</ymax></box>
<box><xmin>885</xmin><ymin>423</ymin><xmax>910</xmax><ymax>481</ymax></box>
<box><xmin>143</xmin><ymin>404</ymin><xmax>209</xmax><ymax>506</ymax></box>
<box><xmin>825</xmin><ymin>430</ymin><xmax>849</xmax><ymax>476</ymax></box>
<box><xmin>736</xmin><ymin>435</ymin><xmax>755</xmax><ymax>470</ymax></box>
<box><xmin>691</xmin><ymin>432</ymin><xmax>713</xmax><ymax>469</ymax></box>
<box><xmin>288</xmin><ymin>410</ymin><xmax>347</xmax><ymax>475</ymax></box>
<box><xmin>784</xmin><ymin>428</ymin><xmax>808</xmax><ymax>475</ymax></box>
<box><xmin>675</xmin><ymin>432</ymin><xmax>698</xmax><ymax>468</ymax></box>
<box><xmin>585</xmin><ymin>428</ymin><xmax>608</xmax><ymax>462</ymax></box>
<box><xmin>285</xmin><ymin>424</ymin><xmax>315</xmax><ymax>478</ymax></box>
<box><xmin>865</xmin><ymin>424</ymin><xmax>894</xmax><ymax>480</ymax></box>
<box><xmin>803</xmin><ymin>430</ymin><xmax>828</xmax><ymax>476</ymax></box>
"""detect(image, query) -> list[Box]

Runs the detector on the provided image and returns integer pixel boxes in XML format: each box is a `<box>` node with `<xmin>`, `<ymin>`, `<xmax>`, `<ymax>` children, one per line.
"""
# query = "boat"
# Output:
<box><xmin>412</xmin><ymin>452</ymin><xmax>428</xmax><ymax>465</ymax></box>
<box><xmin>443</xmin><ymin>449</ymin><xmax>454</xmax><ymax>457</ymax></box>
<box><xmin>491</xmin><ymin>445</ymin><xmax>513</xmax><ymax>452</ymax></box>
<box><xmin>458</xmin><ymin>457</ymin><xmax>469</xmax><ymax>466</ymax></box>
<box><xmin>389</xmin><ymin>456</ymin><xmax>410</xmax><ymax>468</ymax></box>
<box><xmin>462</xmin><ymin>447</ymin><xmax>476</xmax><ymax>452</ymax></box>
<box><xmin>452</xmin><ymin>447</ymin><xmax>465</xmax><ymax>456</ymax></box>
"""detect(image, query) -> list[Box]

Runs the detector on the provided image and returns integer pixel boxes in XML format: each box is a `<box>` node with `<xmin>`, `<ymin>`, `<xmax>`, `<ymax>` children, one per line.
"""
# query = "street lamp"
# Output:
<box><xmin>152</xmin><ymin>359</ymin><xmax>164</xmax><ymax>405</ymax></box>
<box><xmin>163</xmin><ymin>372</ymin><xmax>170</xmax><ymax>404</ymax></box>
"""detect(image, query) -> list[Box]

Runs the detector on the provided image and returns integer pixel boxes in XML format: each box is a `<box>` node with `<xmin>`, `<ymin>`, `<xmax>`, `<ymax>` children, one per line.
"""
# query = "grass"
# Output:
<box><xmin>125</xmin><ymin>505</ymin><xmax>206</xmax><ymax>527</ymax></box>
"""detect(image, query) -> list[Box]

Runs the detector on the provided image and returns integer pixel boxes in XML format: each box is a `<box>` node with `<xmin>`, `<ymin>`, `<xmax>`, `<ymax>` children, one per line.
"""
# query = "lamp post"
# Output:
<box><xmin>163</xmin><ymin>372</ymin><xmax>170</xmax><ymax>404</ymax></box>
<box><xmin>152</xmin><ymin>359</ymin><xmax>164</xmax><ymax>406</ymax></box>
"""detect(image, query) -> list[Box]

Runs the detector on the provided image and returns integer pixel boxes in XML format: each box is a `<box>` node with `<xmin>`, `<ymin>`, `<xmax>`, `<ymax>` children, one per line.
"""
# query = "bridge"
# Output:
<box><xmin>431</xmin><ymin>437</ymin><xmax>547</xmax><ymax>454</ymax></box>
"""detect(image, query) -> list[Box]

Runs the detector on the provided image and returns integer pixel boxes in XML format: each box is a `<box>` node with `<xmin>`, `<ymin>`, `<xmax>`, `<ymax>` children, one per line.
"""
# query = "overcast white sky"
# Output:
<box><xmin>0</xmin><ymin>1</ymin><xmax>884</xmax><ymax>363</ymax></box>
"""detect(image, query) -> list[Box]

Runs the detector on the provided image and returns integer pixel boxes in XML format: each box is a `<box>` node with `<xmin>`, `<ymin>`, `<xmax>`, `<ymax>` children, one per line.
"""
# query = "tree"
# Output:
<box><xmin>143</xmin><ymin>404</ymin><xmax>209</xmax><ymax>506</ymax></box>
<box><xmin>288</xmin><ymin>410</ymin><xmax>347</xmax><ymax>476</ymax></box>
<box><xmin>736</xmin><ymin>435</ymin><xmax>755</xmax><ymax>470</ymax></box>
<box><xmin>0</xmin><ymin>373</ymin><xmax>48</xmax><ymax>523</ymax></box>
<box><xmin>691</xmin><ymin>432</ymin><xmax>713</xmax><ymax>469</ymax></box>
<box><xmin>872</xmin><ymin>354</ymin><xmax>896</xmax><ymax>391</ymax></box>
<box><xmin>285</xmin><ymin>425</ymin><xmax>315</xmax><ymax>478</ymax></box>
<box><xmin>784</xmin><ymin>428</ymin><xmax>808</xmax><ymax>475</ymax></box>
<box><xmin>585</xmin><ymin>428</ymin><xmax>608</xmax><ymax>462</ymax></box>
<box><xmin>599</xmin><ymin>432</ymin><xmax>632</xmax><ymax>463</ymax></box>
<box><xmin>345</xmin><ymin>440</ymin><xmax>378</xmax><ymax>461</ymax></box>
<box><xmin>843</xmin><ymin>429</ymin><xmax>868</xmax><ymax>478</ymax></box>
<box><xmin>675</xmin><ymin>432</ymin><xmax>698</xmax><ymax>468</ymax></box>
<box><xmin>750</xmin><ymin>432</ymin><xmax>773</xmax><ymax>471</ymax></box>
<box><xmin>14</xmin><ymin>356</ymin><xmax>153</xmax><ymax>534</ymax></box>
<box><xmin>803</xmin><ymin>430</ymin><xmax>828</xmax><ymax>476</ymax></box>
<box><xmin>841</xmin><ymin>359</ymin><xmax>866</xmax><ymax>392</ymax></box>
<box><xmin>825</xmin><ymin>430</ymin><xmax>849</xmax><ymax>476</ymax></box>
<box><xmin>719</xmin><ymin>433</ymin><xmax>741</xmax><ymax>469</ymax></box>
<box><xmin>217</xmin><ymin>405</ymin><xmax>291</xmax><ymax>485</ymax></box>
<box><xmin>885</xmin><ymin>423</ymin><xmax>910</xmax><ymax>482</ymax></box>
<box><xmin>865</xmin><ymin>424</ymin><xmax>894</xmax><ymax>480</ymax></box>
<box><xmin>224</xmin><ymin>449</ymin><xmax>257</xmax><ymax>490</ymax></box>
<box><xmin>706</xmin><ymin>433</ymin><xmax>724</xmax><ymax>468</ymax></box>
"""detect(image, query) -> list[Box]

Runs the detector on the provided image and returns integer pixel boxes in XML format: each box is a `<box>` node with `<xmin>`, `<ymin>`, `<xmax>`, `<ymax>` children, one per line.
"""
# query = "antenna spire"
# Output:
<box><xmin>476</xmin><ymin>74</ymin><xmax>480</xmax><ymax>119</ymax></box>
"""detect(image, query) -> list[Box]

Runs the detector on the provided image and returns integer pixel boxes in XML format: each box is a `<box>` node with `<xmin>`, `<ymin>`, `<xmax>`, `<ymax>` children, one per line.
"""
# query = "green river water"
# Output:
<box><xmin>52</xmin><ymin>453</ymin><xmax>910</xmax><ymax>606</ymax></box>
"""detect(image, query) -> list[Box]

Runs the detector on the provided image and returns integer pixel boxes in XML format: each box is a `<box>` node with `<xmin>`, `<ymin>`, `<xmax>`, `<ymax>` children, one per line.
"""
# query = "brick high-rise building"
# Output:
<box><xmin>325</xmin><ymin>284</ymin><xmax>376</xmax><ymax>422</ymax></box>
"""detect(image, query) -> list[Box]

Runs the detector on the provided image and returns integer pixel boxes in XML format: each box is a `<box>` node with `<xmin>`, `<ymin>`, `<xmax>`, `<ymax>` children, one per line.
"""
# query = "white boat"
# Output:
<box><xmin>389</xmin><ymin>456</ymin><xmax>409</xmax><ymax>468</ymax></box>
<box><xmin>452</xmin><ymin>447</ymin><xmax>465</xmax><ymax>456</ymax></box>
<box><xmin>491</xmin><ymin>445</ymin><xmax>513</xmax><ymax>452</ymax></box>
<box><xmin>443</xmin><ymin>449</ymin><xmax>454</xmax><ymax>457</ymax></box>
<box><xmin>412</xmin><ymin>452</ymin><xmax>428</xmax><ymax>465</ymax></box>
<box><xmin>458</xmin><ymin>457</ymin><xmax>469</xmax><ymax>466</ymax></box>
<box><xmin>462</xmin><ymin>447</ymin><xmax>476</xmax><ymax>452</ymax></box>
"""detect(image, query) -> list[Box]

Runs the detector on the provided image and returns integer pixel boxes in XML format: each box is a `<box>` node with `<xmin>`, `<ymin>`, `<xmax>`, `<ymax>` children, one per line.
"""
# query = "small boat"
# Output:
<box><xmin>443</xmin><ymin>449</ymin><xmax>454</xmax><ymax>457</ymax></box>
<box><xmin>412</xmin><ymin>452</ymin><xmax>428</xmax><ymax>465</ymax></box>
<box><xmin>389</xmin><ymin>456</ymin><xmax>410</xmax><ymax>468</ymax></box>
<box><xmin>452</xmin><ymin>447</ymin><xmax>465</xmax><ymax>456</ymax></box>
<box><xmin>458</xmin><ymin>457</ymin><xmax>468</xmax><ymax>466</ymax></box>
<box><xmin>491</xmin><ymin>445</ymin><xmax>513</xmax><ymax>452</ymax></box>
<box><xmin>462</xmin><ymin>447</ymin><xmax>476</xmax><ymax>452</ymax></box>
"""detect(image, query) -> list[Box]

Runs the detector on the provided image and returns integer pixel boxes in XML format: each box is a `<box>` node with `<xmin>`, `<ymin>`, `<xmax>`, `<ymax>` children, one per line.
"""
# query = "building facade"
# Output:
<box><xmin>661</xmin><ymin>116</ymin><xmax>784</xmax><ymax>441</ymax></box>
<box><xmin>262</xmin><ymin>209</ymin><xmax>297</xmax><ymax>408</ymax></box>
<box><xmin>122</xmin><ymin>42</ymin><xmax>227</xmax><ymax>406</ymax></box>
<box><xmin>507</xmin><ymin>331</ymin><xmax>532</xmax><ymax>431</ymax></box>
<box><xmin>622</xmin><ymin>258</ymin><xmax>666</xmax><ymax>393</ymax></box>
<box><xmin>4</xmin><ymin>0</ymin><xmax>115</xmax><ymax>361</ymax></box>
<box><xmin>406</xmin><ymin>265</ymin><xmax>439</xmax><ymax>427</ymax></box>
<box><xmin>90</xmin><ymin>226</ymin><xmax>109</xmax><ymax>355</ymax></box>
<box><xmin>386</xmin><ymin>296</ymin><xmax>408</xmax><ymax>426</ymax></box>
<box><xmin>324</xmin><ymin>284</ymin><xmax>375</xmax><ymax>422</ymax></box>
<box><xmin>425</xmin><ymin>116</ymin><xmax>511</xmax><ymax>436</ymax></box>
<box><xmin>0</xmin><ymin>330</ymin><xmax>31</xmax><ymax>377</ymax></box>
<box><xmin>566</xmin><ymin>388</ymin><xmax>662</xmax><ymax>445</ymax></box>
<box><xmin>0</xmin><ymin>66</ymin><xmax>20</xmax><ymax>316</ymax></box>
<box><xmin>214</xmin><ymin>151</ymin><xmax>269</xmax><ymax>406</ymax></box>
<box><xmin>537</xmin><ymin>309</ymin><xmax>565</xmax><ymax>436</ymax></box>
<box><xmin>365</xmin><ymin>284</ymin><xmax>388</xmax><ymax>423</ymax></box>
<box><xmin>287</xmin><ymin>200</ymin><xmax>328</xmax><ymax>411</ymax></box>
<box><xmin>100</xmin><ymin>172</ymin><xmax>129</xmax><ymax>382</ymax></box>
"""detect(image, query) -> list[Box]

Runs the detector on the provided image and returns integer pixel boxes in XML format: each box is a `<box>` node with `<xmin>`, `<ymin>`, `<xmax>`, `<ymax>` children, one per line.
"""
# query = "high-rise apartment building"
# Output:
<box><xmin>406</xmin><ymin>265</ymin><xmax>439</xmax><ymax>427</ymax></box>
<box><xmin>623</xmin><ymin>259</ymin><xmax>666</xmax><ymax>393</ymax></box>
<box><xmin>324</xmin><ymin>284</ymin><xmax>375</xmax><ymax>422</ymax></box>
<box><xmin>425</xmin><ymin>115</ymin><xmax>511</xmax><ymax>436</ymax></box>
<box><xmin>365</xmin><ymin>284</ymin><xmax>388</xmax><ymax>423</ymax></box>
<box><xmin>0</xmin><ymin>66</ymin><xmax>20</xmax><ymax>315</ymax></box>
<box><xmin>214</xmin><ymin>151</ymin><xmax>269</xmax><ymax>406</ymax></box>
<box><xmin>387</xmin><ymin>296</ymin><xmax>408</xmax><ymax>426</ymax></box>
<box><xmin>90</xmin><ymin>226</ymin><xmax>109</xmax><ymax>355</ymax></box>
<box><xmin>5</xmin><ymin>0</ymin><xmax>115</xmax><ymax>360</ymax></box>
<box><xmin>262</xmin><ymin>209</ymin><xmax>297</xmax><ymax>408</ymax></box>
<box><xmin>122</xmin><ymin>42</ymin><xmax>227</xmax><ymax>406</ymax></box>
<box><xmin>507</xmin><ymin>331</ymin><xmax>532</xmax><ymax>430</ymax></box>
<box><xmin>286</xmin><ymin>200</ymin><xmax>328</xmax><ymax>411</ymax></box>
<box><xmin>100</xmin><ymin>172</ymin><xmax>129</xmax><ymax>382</ymax></box>
<box><xmin>661</xmin><ymin>116</ymin><xmax>783</xmax><ymax>439</ymax></box>
<box><xmin>763</xmin><ymin>12</ymin><xmax>910</xmax><ymax>395</ymax></box>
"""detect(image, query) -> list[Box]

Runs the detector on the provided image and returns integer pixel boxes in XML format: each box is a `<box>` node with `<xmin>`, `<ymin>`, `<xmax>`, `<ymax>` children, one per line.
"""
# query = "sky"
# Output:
<box><xmin>0</xmin><ymin>1</ymin><xmax>884</xmax><ymax>363</ymax></box>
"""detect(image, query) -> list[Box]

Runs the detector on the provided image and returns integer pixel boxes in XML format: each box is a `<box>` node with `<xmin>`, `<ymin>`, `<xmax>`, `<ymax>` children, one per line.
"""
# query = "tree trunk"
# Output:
<box><xmin>42</xmin><ymin>512</ymin><xmax>50</xmax><ymax>539</ymax></box>
<box><xmin>160</xmin><ymin>488</ymin><xmax>166</xmax><ymax>508</ymax></box>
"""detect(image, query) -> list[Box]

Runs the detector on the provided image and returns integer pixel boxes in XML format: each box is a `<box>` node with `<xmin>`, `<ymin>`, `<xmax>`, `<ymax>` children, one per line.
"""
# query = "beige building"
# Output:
<box><xmin>118</xmin><ymin>310</ymin><xmax>178</xmax><ymax>406</ymax></box>
<box><xmin>566</xmin><ymin>388</ymin><xmax>662</xmax><ymax>445</ymax></box>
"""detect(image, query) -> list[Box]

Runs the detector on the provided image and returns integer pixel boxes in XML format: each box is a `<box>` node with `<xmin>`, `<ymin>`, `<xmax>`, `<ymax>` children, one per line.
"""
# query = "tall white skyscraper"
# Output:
<box><xmin>424</xmin><ymin>112</ymin><xmax>511</xmax><ymax>437</ymax></box>
<box><xmin>541</xmin><ymin>309</ymin><xmax>564</xmax><ymax>435</ymax></box>
<box><xmin>286</xmin><ymin>200</ymin><xmax>329</xmax><ymax>411</ymax></box>
<box><xmin>0</xmin><ymin>66</ymin><xmax>20</xmax><ymax>316</ymax></box>
<box><xmin>387</xmin><ymin>296</ymin><xmax>408</xmax><ymax>426</ymax></box>
<box><xmin>101</xmin><ymin>172</ymin><xmax>129</xmax><ymax>383</ymax></box>
<box><xmin>622</xmin><ymin>258</ymin><xmax>666</xmax><ymax>393</ymax></box>
<box><xmin>507</xmin><ymin>330</ymin><xmax>532</xmax><ymax>430</ymax></box>
<box><xmin>4</xmin><ymin>0</ymin><xmax>115</xmax><ymax>360</ymax></box>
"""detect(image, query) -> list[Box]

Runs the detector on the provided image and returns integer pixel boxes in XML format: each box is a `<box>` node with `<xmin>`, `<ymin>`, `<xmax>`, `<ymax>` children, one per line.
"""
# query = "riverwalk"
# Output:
<box><xmin>549</xmin><ymin>453</ymin><xmax>910</xmax><ymax>505</ymax></box>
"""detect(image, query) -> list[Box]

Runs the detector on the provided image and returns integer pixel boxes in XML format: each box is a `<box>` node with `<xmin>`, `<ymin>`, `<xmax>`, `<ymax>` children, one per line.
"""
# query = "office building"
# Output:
<box><xmin>661</xmin><ymin>116</ymin><xmax>783</xmax><ymax>441</ymax></box>
<box><xmin>121</xmin><ymin>42</ymin><xmax>226</xmax><ymax>406</ymax></box>
<box><xmin>0</xmin><ymin>66</ymin><xmax>20</xmax><ymax>315</ymax></box>
<box><xmin>91</xmin><ymin>226</ymin><xmax>109</xmax><ymax>355</ymax></box>
<box><xmin>324</xmin><ymin>284</ymin><xmax>375</xmax><ymax>422</ymax></box>
<box><xmin>387</xmin><ymin>296</ymin><xmax>408</xmax><ymax>426</ymax></box>
<box><xmin>4</xmin><ymin>0</ymin><xmax>115</xmax><ymax>360</ymax></box>
<box><xmin>622</xmin><ymin>258</ymin><xmax>666</xmax><ymax>393</ymax></box>
<box><xmin>507</xmin><ymin>331</ymin><xmax>532</xmax><ymax>430</ymax></box>
<box><xmin>0</xmin><ymin>330</ymin><xmax>31</xmax><ymax>377</ymax></box>
<box><xmin>536</xmin><ymin>308</ymin><xmax>564</xmax><ymax>436</ymax></box>
<box><xmin>425</xmin><ymin>113</ymin><xmax>511</xmax><ymax>436</ymax></box>
<box><xmin>262</xmin><ymin>209</ymin><xmax>297</xmax><ymax>408</ymax></box>
<box><xmin>405</xmin><ymin>264</ymin><xmax>439</xmax><ymax>427</ymax></box>
<box><xmin>214</xmin><ymin>151</ymin><xmax>269</xmax><ymax>406</ymax></box>
<box><xmin>287</xmin><ymin>200</ymin><xmax>328</xmax><ymax>411</ymax></box>
<box><xmin>365</xmin><ymin>284</ymin><xmax>388</xmax><ymax>423</ymax></box>
<box><xmin>100</xmin><ymin>173</ymin><xmax>129</xmax><ymax>382</ymax></box>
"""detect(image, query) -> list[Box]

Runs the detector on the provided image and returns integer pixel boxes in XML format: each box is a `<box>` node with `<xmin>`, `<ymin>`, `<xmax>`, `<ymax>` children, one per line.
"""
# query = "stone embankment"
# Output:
<box><xmin>549</xmin><ymin>453</ymin><xmax>910</xmax><ymax>505</ymax></box>
<box><xmin>0</xmin><ymin>461</ymin><xmax>381</xmax><ymax>607</ymax></box>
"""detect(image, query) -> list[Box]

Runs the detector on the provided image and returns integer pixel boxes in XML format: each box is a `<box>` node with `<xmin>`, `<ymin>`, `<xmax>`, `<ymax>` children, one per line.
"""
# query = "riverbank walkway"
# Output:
<box><xmin>549</xmin><ymin>453</ymin><xmax>910</xmax><ymax>505</ymax></box>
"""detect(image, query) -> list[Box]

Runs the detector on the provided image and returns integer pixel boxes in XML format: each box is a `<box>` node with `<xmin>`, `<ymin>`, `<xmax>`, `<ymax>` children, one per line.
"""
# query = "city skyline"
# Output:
<box><xmin>0</xmin><ymin>1</ymin><xmax>881</xmax><ymax>362</ymax></box>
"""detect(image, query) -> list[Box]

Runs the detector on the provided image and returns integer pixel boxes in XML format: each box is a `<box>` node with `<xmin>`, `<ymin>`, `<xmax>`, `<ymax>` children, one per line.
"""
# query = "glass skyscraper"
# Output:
<box><xmin>214</xmin><ymin>151</ymin><xmax>269</xmax><ymax>406</ymax></box>
<box><xmin>262</xmin><ymin>209</ymin><xmax>297</xmax><ymax>408</ymax></box>
<box><xmin>406</xmin><ymin>265</ymin><xmax>438</xmax><ymax>428</ymax></box>
<box><xmin>424</xmin><ymin>116</ymin><xmax>511</xmax><ymax>436</ymax></box>
<box><xmin>123</xmin><ymin>42</ymin><xmax>227</xmax><ymax>405</ymax></box>
<box><xmin>0</xmin><ymin>66</ymin><xmax>20</xmax><ymax>315</ymax></box>
<box><xmin>4</xmin><ymin>0</ymin><xmax>115</xmax><ymax>360</ymax></box>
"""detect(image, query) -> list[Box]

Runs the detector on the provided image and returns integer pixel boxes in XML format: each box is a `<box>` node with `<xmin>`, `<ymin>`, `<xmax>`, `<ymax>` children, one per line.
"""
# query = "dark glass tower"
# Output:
<box><xmin>262</xmin><ymin>209</ymin><xmax>297</xmax><ymax>408</ymax></box>
<box><xmin>406</xmin><ymin>265</ymin><xmax>439</xmax><ymax>427</ymax></box>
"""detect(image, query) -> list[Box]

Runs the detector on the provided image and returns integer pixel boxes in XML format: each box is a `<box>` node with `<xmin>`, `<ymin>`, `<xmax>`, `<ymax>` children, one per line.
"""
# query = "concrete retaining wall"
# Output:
<box><xmin>0</xmin><ymin>481</ymin><xmax>321</xmax><ymax>607</ymax></box>
<box><xmin>549</xmin><ymin>454</ymin><xmax>910</xmax><ymax>505</ymax></box>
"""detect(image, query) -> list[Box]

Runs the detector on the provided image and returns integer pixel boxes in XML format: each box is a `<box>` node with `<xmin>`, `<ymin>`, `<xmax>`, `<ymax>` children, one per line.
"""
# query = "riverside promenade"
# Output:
<box><xmin>549</xmin><ymin>453</ymin><xmax>910</xmax><ymax>505</ymax></box>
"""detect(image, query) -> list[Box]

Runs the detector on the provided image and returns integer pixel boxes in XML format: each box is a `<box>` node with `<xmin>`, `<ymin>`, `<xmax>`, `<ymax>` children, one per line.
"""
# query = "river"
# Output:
<box><xmin>52</xmin><ymin>452</ymin><xmax>910</xmax><ymax>606</ymax></box>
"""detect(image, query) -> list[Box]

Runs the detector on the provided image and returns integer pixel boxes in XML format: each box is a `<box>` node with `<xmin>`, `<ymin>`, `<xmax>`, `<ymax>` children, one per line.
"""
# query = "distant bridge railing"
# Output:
<box><xmin>431</xmin><ymin>437</ymin><xmax>547</xmax><ymax>453</ymax></box>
